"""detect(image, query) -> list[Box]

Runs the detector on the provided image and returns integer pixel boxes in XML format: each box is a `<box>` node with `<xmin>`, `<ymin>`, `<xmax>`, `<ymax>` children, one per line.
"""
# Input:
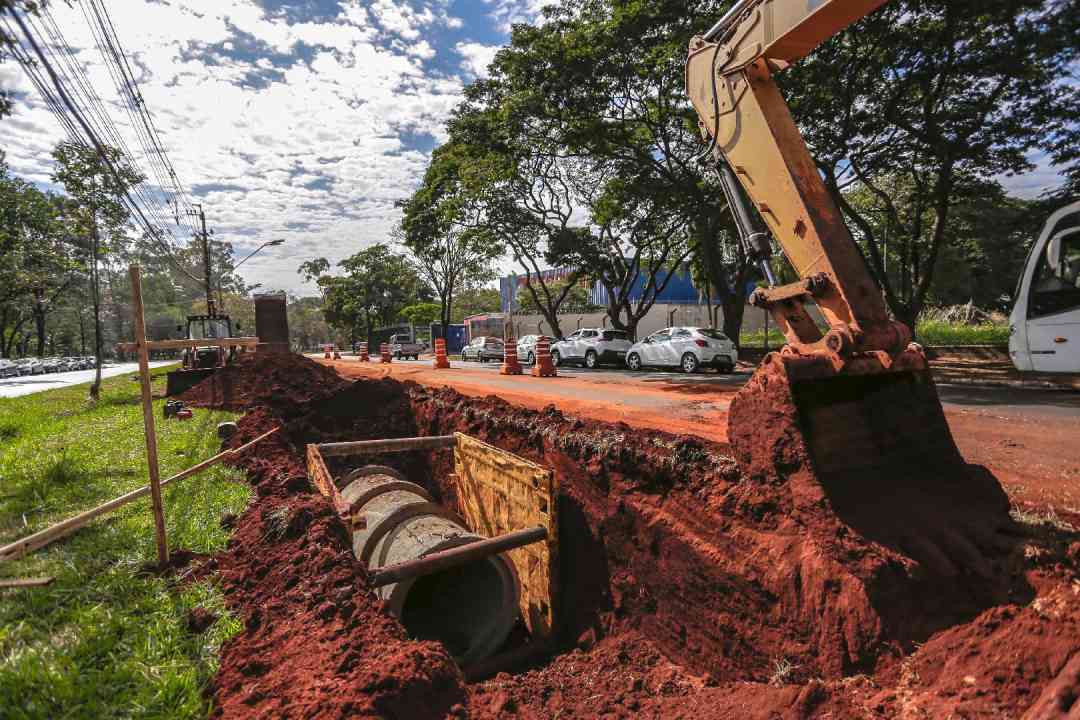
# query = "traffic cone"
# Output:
<box><xmin>358</xmin><ymin>342</ymin><xmax>369</xmax><ymax>362</ymax></box>
<box><xmin>500</xmin><ymin>335</ymin><xmax>522</xmax><ymax>375</ymax></box>
<box><xmin>380</xmin><ymin>343</ymin><xmax>392</xmax><ymax>364</ymax></box>
<box><xmin>433</xmin><ymin>338</ymin><xmax>450</xmax><ymax>369</ymax></box>
<box><xmin>530</xmin><ymin>337</ymin><xmax>557</xmax><ymax>377</ymax></box>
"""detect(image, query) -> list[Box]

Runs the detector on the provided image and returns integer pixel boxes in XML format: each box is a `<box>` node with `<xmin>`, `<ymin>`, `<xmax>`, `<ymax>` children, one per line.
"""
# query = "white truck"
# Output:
<box><xmin>1009</xmin><ymin>200</ymin><xmax>1080</xmax><ymax>373</ymax></box>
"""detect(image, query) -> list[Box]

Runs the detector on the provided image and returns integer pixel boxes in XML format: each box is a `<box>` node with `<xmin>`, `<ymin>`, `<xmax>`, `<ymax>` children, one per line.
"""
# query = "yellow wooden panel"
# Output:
<box><xmin>452</xmin><ymin>432</ymin><xmax>558</xmax><ymax>639</ymax></box>
<box><xmin>306</xmin><ymin>443</ymin><xmax>347</xmax><ymax>516</ymax></box>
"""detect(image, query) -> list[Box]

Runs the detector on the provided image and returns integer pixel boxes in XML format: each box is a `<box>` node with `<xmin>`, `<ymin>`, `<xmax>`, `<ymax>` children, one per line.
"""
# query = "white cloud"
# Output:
<box><xmin>484</xmin><ymin>0</ymin><xmax>557</xmax><ymax>33</ymax></box>
<box><xmin>456</xmin><ymin>42</ymin><xmax>500</xmax><ymax>79</ymax></box>
<box><xmin>1</xmin><ymin>0</ymin><xmax>469</xmax><ymax>294</ymax></box>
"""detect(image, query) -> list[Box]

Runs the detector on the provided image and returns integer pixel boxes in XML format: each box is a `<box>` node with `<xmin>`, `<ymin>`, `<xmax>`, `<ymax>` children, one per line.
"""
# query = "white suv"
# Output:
<box><xmin>626</xmin><ymin>327</ymin><xmax>737</xmax><ymax>373</ymax></box>
<box><xmin>551</xmin><ymin>329</ymin><xmax>633</xmax><ymax>368</ymax></box>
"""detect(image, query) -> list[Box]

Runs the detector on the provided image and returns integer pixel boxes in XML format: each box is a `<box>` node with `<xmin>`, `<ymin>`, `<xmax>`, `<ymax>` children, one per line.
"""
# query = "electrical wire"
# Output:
<box><xmin>1</xmin><ymin>4</ymin><xmax>206</xmax><ymax>284</ymax></box>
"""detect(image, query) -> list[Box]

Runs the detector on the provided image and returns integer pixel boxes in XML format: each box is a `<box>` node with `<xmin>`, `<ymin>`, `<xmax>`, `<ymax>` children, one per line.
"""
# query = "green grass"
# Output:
<box><xmin>740</xmin><ymin>321</ymin><xmax>1009</xmax><ymax>348</ymax></box>
<box><xmin>739</xmin><ymin>328</ymin><xmax>788</xmax><ymax>348</ymax></box>
<box><xmin>0</xmin><ymin>365</ymin><xmax>252</xmax><ymax>719</ymax></box>
<box><xmin>912</xmin><ymin>319</ymin><xmax>1010</xmax><ymax>346</ymax></box>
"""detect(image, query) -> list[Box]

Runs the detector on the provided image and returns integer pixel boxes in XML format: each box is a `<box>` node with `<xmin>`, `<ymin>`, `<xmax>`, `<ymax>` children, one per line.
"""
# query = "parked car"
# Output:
<box><xmin>551</xmin><ymin>329</ymin><xmax>633</xmax><ymax>368</ymax></box>
<box><xmin>14</xmin><ymin>358</ymin><xmax>44</xmax><ymax>375</ymax></box>
<box><xmin>0</xmin><ymin>359</ymin><xmax>18</xmax><ymax>378</ymax></box>
<box><xmin>389</xmin><ymin>334</ymin><xmax>425</xmax><ymax>360</ymax></box>
<box><xmin>516</xmin><ymin>335</ymin><xmax>553</xmax><ymax>365</ymax></box>
<box><xmin>626</xmin><ymin>327</ymin><xmax>737</xmax><ymax>373</ymax></box>
<box><xmin>461</xmin><ymin>336</ymin><xmax>505</xmax><ymax>362</ymax></box>
<box><xmin>41</xmin><ymin>357</ymin><xmax>62</xmax><ymax>373</ymax></box>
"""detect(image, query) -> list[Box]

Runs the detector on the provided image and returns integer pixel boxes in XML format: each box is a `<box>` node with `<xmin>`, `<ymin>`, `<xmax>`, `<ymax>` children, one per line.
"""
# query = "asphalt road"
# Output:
<box><xmin>0</xmin><ymin>361</ymin><xmax>175</xmax><ymax>399</ymax></box>
<box><xmin>364</xmin><ymin>356</ymin><xmax>1080</xmax><ymax>423</ymax></box>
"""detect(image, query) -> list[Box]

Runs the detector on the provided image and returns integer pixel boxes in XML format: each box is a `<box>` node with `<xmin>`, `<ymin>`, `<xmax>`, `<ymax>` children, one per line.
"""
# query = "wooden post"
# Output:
<box><xmin>130</xmin><ymin>265</ymin><xmax>169</xmax><ymax>566</ymax></box>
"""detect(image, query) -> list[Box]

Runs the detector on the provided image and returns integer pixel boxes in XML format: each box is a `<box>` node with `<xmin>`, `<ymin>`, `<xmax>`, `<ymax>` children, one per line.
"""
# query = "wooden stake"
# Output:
<box><xmin>130</xmin><ymin>265</ymin><xmax>169</xmax><ymax>566</ymax></box>
<box><xmin>0</xmin><ymin>577</ymin><xmax>54</xmax><ymax>589</ymax></box>
<box><xmin>0</xmin><ymin>427</ymin><xmax>278</xmax><ymax>563</ymax></box>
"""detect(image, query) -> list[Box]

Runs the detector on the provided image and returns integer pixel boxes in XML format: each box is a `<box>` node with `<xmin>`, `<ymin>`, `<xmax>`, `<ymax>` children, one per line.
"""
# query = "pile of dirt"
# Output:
<box><xmin>178</xmin><ymin>352</ymin><xmax>350</xmax><ymax>413</ymax></box>
<box><xmin>181</xmin><ymin>353</ymin><xmax>1080</xmax><ymax>719</ymax></box>
<box><xmin>180</xmin><ymin>357</ymin><xmax>464</xmax><ymax>718</ymax></box>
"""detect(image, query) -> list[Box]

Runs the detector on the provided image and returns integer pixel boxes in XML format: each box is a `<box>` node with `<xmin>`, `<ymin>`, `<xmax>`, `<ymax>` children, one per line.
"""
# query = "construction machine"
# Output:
<box><xmin>686</xmin><ymin>0</ymin><xmax>1012</xmax><ymax>577</ymax></box>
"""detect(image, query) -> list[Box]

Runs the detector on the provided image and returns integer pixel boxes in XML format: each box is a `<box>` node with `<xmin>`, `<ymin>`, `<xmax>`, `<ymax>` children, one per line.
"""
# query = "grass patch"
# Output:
<box><xmin>0</xmin><ymin>365</ymin><xmax>252</xmax><ymax>719</ymax></box>
<box><xmin>913</xmin><ymin>319</ymin><xmax>1009</xmax><ymax>346</ymax></box>
<box><xmin>739</xmin><ymin>327</ymin><xmax>788</xmax><ymax>348</ymax></box>
<box><xmin>740</xmin><ymin>320</ymin><xmax>1008</xmax><ymax>348</ymax></box>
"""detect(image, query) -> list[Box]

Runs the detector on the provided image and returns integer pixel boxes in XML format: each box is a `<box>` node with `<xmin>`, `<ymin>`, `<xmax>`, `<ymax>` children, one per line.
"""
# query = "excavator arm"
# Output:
<box><xmin>686</xmin><ymin>0</ymin><xmax>908</xmax><ymax>367</ymax></box>
<box><xmin>684</xmin><ymin>1</ymin><xmax>1015</xmax><ymax>583</ymax></box>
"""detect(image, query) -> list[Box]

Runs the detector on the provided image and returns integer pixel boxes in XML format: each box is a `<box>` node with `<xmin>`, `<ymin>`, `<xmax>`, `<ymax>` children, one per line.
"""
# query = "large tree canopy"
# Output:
<box><xmin>783</xmin><ymin>0</ymin><xmax>1080</xmax><ymax>327</ymax></box>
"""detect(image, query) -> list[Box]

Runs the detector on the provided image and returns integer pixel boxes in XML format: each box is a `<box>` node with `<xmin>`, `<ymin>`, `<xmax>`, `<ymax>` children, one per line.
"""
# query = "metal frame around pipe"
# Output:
<box><xmin>317</xmin><ymin>435</ymin><xmax>457</xmax><ymax>457</ymax></box>
<box><xmin>368</xmin><ymin>525</ymin><xmax>548</xmax><ymax>588</ymax></box>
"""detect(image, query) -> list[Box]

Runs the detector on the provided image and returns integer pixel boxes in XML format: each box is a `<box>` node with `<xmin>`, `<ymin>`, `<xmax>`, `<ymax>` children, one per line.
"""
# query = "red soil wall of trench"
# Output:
<box><xmin>181</xmin><ymin>354</ymin><xmax>1080</xmax><ymax>719</ymax></box>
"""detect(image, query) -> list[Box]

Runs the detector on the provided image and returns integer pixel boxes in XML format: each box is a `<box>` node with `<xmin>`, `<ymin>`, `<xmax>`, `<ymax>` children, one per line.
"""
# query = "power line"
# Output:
<box><xmin>1</xmin><ymin>4</ymin><xmax>206</xmax><ymax>284</ymax></box>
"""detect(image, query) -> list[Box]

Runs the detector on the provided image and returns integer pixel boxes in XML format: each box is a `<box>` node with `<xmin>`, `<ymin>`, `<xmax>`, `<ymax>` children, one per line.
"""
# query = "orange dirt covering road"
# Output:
<box><xmin>321</xmin><ymin>356</ymin><xmax>1080</xmax><ymax>524</ymax></box>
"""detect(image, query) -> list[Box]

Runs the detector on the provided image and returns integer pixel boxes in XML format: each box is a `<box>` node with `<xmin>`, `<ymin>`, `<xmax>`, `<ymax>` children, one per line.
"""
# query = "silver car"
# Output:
<box><xmin>626</xmin><ymin>327</ymin><xmax>737</xmax><ymax>373</ymax></box>
<box><xmin>516</xmin><ymin>335</ymin><xmax>554</xmax><ymax>365</ymax></box>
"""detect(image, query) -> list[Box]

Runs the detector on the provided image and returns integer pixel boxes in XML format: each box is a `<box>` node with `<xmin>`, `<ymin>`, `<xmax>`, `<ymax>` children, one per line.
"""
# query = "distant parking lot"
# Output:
<box><xmin>0</xmin><ymin>361</ymin><xmax>175</xmax><ymax>398</ymax></box>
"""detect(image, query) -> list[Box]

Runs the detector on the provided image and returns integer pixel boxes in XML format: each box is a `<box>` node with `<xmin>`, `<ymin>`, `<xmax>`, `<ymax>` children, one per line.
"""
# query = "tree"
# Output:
<box><xmin>0</xmin><ymin>165</ymin><xmax>82</xmax><ymax>357</ymax></box>
<box><xmin>288</xmin><ymin>295</ymin><xmax>331</xmax><ymax>351</ymax></box>
<box><xmin>399</xmin><ymin>165</ymin><xmax>502</xmax><ymax>337</ymax></box>
<box><xmin>298</xmin><ymin>244</ymin><xmax>421</xmax><ymax>345</ymax></box>
<box><xmin>516</xmin><ymin>279</ymin><xmax>599</xmax><ymax>316</ymax></box>
<box><xmin>782</xmin><ymin>0</ymin><xmax>1080</xmax><ymax>330</ymax></box>
<box><xmin>451</xmin><ymin>287</ymin><xmax>502</xmax><ymax>323</ymax></box>
<box><xmin>478</xmin><ymin>0</ymin><xmax>755</xmax><ymax>341</ymax></box>
<box><xmin>399</xmin><ymin>302</ymin><xmax>441</xmax><ymax>327</ymax></box>
<box><xmin>51</xmin><ymin>141</ymin><xmax>142</xmax><ymax>400</ymax></box>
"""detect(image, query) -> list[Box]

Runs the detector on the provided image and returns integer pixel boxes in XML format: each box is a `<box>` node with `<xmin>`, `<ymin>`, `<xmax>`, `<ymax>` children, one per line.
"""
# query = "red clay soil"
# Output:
<box><xmin>325</xmin><ymin>356</ymin><xmax>1080</xmax><ymax>526</ymax></box>
<box><xmin>182</xmin><ymin>353</ymin><xmax>1080</xmax><ymax>719</ymax></box>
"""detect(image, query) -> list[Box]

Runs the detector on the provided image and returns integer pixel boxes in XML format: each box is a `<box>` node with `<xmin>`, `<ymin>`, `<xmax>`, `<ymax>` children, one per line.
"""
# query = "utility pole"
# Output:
<box><xmin>186</xmin><ymin>203</ymin><xmax>214</xmax><ymax>316</ymax></box>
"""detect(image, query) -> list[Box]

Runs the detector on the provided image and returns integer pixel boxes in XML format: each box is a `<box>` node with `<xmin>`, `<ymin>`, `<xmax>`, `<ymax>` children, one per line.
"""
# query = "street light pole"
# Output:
<box><xmin>234</xmin><ymin>238</ymin><xmax>285</xmax><ymax>270</ymax></box>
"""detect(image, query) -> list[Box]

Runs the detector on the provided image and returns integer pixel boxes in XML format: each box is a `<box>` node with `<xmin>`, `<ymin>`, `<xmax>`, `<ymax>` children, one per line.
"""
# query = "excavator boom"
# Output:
<box><xmin>686</xmin><ymin>0</ymin><xmax>1012</xmax><ymax>582</ymax></box>
<box><xmin>687</xmin><ymin>0</ymin><xmax>906</xmax><ymax>364</ymax></box>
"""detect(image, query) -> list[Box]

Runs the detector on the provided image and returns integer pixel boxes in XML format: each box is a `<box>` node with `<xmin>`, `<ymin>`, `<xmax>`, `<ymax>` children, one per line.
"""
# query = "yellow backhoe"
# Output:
<box><xmin>686</xmin><ymin>0</ymin><xmax>1011</xmax><ymax>576</ymax></box>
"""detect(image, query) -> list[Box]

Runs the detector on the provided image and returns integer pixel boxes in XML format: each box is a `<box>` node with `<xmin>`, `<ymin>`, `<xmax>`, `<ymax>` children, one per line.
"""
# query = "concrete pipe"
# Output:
<box><xmin>341</xmin><ymin>468</ymin><xmax>520</xmax><ymax>666</ymax></box>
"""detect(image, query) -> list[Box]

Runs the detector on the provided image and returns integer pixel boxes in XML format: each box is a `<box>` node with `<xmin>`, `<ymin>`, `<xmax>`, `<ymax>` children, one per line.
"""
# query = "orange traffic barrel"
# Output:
<box><xmin>433</xmin><ymin>338</ymin><xmax>450</xmax><ymax>369</ymax></box>
<box><xmin>530</xmin><ymin>337</ymin><xmax>557</xmax><ymax>377</ymax></box>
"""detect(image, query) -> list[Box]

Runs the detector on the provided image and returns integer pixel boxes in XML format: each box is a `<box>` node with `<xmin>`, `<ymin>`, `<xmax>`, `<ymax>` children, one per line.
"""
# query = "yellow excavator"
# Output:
<box><xmin>686</xmin><ymin>0</ymin><xmax>1011</xmax><ymax>577</ymax></box>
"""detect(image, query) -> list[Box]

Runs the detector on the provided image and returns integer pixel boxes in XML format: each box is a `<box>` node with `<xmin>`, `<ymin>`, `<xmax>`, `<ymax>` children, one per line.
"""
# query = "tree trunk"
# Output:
<box><xmin>33</xmin><ymin>289</ymin><xmax>47</xmax><ymax>357</ymax></box>
<box><xmin>88</xmin><ymin>218</ymin><xmax>103</xmax><ymax>402</ymax></box>
<box><xmin>78</xmin><ymin>310</ymin><xmax>87</xmax><ymax>356</ymax></box>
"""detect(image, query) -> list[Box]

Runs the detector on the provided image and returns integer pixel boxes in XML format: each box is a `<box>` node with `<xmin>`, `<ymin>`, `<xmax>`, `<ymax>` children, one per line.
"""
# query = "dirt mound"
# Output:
<box><xmin>179</xmin><ymin>352</ymin><xmax>349</xmax><ymax>413</ymax></box>
<box><xmin>186</xmin><ymin>353</ymin><xmax>1080</xmax><ymax>718</ymax></box>
<box><xmin>187</xmin><ymin>358</ymin><xmax>463</xmax><ymax>719</ymax></box>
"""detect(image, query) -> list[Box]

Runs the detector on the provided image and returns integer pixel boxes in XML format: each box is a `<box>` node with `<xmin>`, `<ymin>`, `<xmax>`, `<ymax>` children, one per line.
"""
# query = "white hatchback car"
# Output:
<box><xmin>551</xmin><ymin>329</ymin><xmax>633</xmax><ymax>368</ymax></box>
<box><xmin>626</xmin><ymin>327</ymin><xmax>737</xmax><ymax>373</ymax></box>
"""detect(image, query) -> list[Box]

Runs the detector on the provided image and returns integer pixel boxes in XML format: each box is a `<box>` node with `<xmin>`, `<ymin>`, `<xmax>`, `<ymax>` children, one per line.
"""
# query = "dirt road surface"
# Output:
<box><xmin>319</xmin><ymin>356</ymin><xmax>1080</xmax><ymax>523</ymax></box>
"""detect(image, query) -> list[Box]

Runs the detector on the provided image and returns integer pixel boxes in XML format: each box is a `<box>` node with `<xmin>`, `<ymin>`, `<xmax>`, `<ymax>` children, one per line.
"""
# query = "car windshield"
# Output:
<box><xmin>696</xmin><ymin>329</ymin><xmax>729</xmax><ymax>341</ymax></box>
<box><xmin>601</xmin><ymin>331</ymin><xmax>629</xmax><ymax>341</ymax></box>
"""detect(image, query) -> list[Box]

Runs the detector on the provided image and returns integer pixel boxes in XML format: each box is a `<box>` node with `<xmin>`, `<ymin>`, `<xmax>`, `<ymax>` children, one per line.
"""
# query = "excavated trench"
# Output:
<box><xmin>179</xmin><ymin>354</ymin><xmax>1080</xmax><ymax>719</ymax></box>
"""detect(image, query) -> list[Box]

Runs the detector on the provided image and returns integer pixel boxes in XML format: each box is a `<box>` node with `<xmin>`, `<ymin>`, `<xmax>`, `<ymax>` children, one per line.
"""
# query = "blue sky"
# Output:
<box><xmin>0</xmin><ymin>0</ymin><xmax>1069</xmax><ymax>295</ymax></box>
<box><xmin>0</xmin><ymin>0</ymin><xmax>552</xmax><ymax>293</ymax></box>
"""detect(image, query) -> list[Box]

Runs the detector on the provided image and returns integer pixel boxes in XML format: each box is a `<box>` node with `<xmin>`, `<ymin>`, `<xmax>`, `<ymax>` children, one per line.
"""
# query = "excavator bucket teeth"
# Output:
<box><xmin>728</xmin><ymin>349</ymin><xmax>1013</xmax><ymax>582</ymax></box>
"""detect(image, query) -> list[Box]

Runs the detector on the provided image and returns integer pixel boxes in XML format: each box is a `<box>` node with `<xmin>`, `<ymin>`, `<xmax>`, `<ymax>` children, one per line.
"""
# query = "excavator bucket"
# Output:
<box><xmin>728</xmin><ymin>347</ymin><xmax>1013</xmax><ymax>581</ymax></box>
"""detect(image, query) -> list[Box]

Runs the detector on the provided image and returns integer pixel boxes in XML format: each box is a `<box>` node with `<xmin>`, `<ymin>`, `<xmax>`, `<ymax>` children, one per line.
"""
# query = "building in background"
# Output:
<box><xmin>499</xmin><ymin>264</ymin><xmax>717</xmax><ymax>314</ymax></box>
<box><xmin>463</xmin><ymin>313</ymin><xmax>506</xmax><ymax>342</ymax></box>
